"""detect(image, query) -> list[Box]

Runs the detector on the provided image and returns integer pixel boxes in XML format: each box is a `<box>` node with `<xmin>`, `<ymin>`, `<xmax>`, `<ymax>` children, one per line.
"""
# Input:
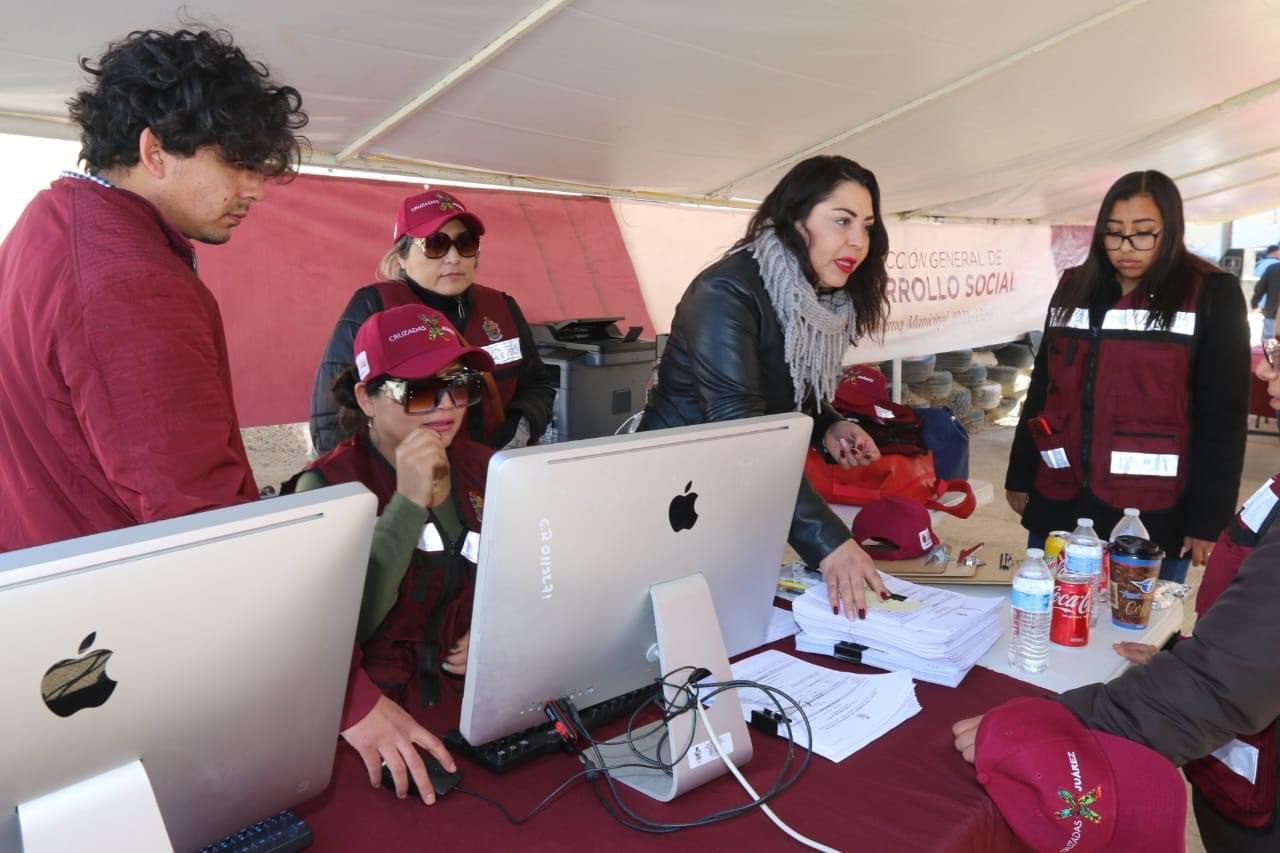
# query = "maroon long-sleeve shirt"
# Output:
<box><xmin>0</xmin><ymin>175</ymin><xmax>257</xmax><ymax>552</ymax></box>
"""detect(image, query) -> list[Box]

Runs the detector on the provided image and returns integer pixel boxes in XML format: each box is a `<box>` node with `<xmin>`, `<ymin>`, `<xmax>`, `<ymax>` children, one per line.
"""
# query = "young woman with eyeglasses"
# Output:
<box><xmin>286</xmin><ymin>305</ymin><xmax>497</xmax><ymax>805</ymax></box>
<box><xmin>309</xmin><ymin>190</ymin><xmax>556</xmax><ymax>454</ymax></box>
<box><xmin>1005</xmin><ymin>170</ymin><xmax>1250</xmax><ymax>580</ymax></box>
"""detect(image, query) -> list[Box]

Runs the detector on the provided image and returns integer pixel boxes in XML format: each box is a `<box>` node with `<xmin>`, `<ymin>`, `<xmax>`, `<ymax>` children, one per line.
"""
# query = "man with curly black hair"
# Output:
<box><xmin>0</xmin><ymin>28</ymin><xmax>308</xmax><ymax>551</ymax></box>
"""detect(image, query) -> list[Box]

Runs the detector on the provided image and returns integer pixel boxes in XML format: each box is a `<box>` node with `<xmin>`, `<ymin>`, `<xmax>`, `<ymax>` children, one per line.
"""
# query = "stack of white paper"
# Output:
<box><xmin>730</xmin><ymin>649</ymin><xmax>921</xmax><ymax>763</ymax></box>
<box><xmin>791</xmin><ymin>573</ymin><xmax>1002</xmax><ymax>687</ymax></box>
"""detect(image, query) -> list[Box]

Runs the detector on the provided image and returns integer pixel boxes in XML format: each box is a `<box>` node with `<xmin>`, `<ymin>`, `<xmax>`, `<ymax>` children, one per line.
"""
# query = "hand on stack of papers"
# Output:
<box><xmin>791</xmin><ymin>574</ymin><xmax>1002</xmax><ymax>687</ymax></box>
<box><xmin>730</xmin><ymin>649</ymin><xmax>920</xmax><ymax>763</ymax></box>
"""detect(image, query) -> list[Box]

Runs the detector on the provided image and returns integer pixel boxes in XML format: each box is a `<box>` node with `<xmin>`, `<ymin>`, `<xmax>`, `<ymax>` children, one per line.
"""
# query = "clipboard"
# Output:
<box><xmin>877</xmin><ymin>544</ymin><xmax>1013</xmax><ymax>585</ymax></box>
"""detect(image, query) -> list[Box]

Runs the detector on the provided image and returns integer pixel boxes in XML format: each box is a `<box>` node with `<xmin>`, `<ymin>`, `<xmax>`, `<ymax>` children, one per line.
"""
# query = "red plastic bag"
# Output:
<box><xmin>804</xmin><ymin>448</ymin><xmax>976</xmax><ymax>518</ymax></box>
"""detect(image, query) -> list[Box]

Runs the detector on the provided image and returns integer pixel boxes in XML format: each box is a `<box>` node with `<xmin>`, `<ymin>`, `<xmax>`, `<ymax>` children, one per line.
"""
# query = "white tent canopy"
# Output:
<box><xmin>3</xmin><ymin>0</ymin><xmax>1279</xmax><ymax>222</ymax></box>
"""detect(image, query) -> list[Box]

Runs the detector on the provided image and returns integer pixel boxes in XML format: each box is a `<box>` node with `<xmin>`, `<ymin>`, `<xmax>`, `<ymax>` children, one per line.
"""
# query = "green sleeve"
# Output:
<box><xmin>294</xmin><ymin>470</ymin><xmax>428</xmax><ymax>643</ymax></box>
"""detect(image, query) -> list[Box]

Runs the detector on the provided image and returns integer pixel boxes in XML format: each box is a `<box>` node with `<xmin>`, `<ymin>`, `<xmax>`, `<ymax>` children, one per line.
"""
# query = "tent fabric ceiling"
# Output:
<box><xmin>2</xmin><ymin>0</ymin><xmax>1278</xmax><ymax>223</ymax></box>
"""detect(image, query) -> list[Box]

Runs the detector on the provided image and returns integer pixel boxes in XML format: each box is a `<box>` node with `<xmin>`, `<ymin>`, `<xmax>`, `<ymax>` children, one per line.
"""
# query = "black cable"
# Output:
<box><xmin>570</xmin><ymin>668</ymin><xmax>702</xmax><ymax>771</ymax></box>
<box><xmin>459</xmin><ymin>666</ymin><xmax>816</xmax><ymax>835</ymax></box>
<box><xmin>452</xmin><ymin>760</ymin><xmax>664</xmax><ymax>826</ymax></box>
<box><xmin>569</xmin><ymin>669</ymin><xmax>814</xmax><ymax>833</ymax></box>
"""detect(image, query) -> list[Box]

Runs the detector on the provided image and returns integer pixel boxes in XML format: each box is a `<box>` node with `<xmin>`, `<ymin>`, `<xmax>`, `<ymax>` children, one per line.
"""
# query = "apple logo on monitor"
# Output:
<box><xmin>40</xmin><ymin>631</ymin><xmax>117</xmax><ymax>718</ymax></box>
<box><xmin>668</xmin><ymin>481</ymin><xmax>699</xmax><ymax>532</ymax></box>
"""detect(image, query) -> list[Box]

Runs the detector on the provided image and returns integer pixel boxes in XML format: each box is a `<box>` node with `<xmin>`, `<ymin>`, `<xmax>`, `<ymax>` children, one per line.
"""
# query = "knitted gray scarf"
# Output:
<box><xmin>750</xmin><ymin>228</ymin><xmax>858</xmax><ymax>409</ymax></box>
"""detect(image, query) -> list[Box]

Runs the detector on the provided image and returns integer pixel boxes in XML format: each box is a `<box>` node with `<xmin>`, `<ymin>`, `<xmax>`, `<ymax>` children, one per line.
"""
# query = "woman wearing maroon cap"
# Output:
<box><xmin>309</xmin><ymin>189</ymin><xmax>556</xmax><ymax>455</ymax></box>
<box><xmin>286</xmin><ymin>304</ymin><xmax>497</xmax><ymax>805</ymax></box>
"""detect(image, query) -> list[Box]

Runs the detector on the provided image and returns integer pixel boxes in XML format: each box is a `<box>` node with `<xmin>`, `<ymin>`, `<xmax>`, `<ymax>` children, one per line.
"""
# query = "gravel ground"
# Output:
<box><xmin>241</xmin><ymin>423</ymin><xmax>314</xmax><ymax>492</ymax></box>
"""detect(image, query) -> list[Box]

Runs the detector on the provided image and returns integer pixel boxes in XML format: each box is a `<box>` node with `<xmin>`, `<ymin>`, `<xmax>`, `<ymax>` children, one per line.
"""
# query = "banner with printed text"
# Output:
<box><xmin>860</xmin><ymin>221</ymin><xmax>1057</xmax><ymax>362</ymax></box>
<box><xmin>614</xmin><ymin>200</ymin><xmax>1059</xmax><ymax>364</ymax></box>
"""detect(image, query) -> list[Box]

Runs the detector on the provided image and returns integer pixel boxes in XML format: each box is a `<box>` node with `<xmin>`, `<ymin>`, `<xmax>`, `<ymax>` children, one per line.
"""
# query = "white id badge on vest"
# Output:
<box><xmin>482</xmin><ymin>338</ymin><xmax>522</xmax><ymax>365</ymax></box>
<box><xmin>417</xmin><ymin>522</ymin><xmax>445</xmax><ymax>553</ymax></box>
<box><xmin>460</xmin><ymin>530</ymin><xmax>481</xmax><ymax>563</ymax></box>
<box><xmin>1109</xmin><ymin>451</ymin><xmax>1179</xmax><ymax>478</ymax></box>
<box><xmin>1239</xmin><ymin>479</ymin><xmax>1280</xmax><ymax>533</ymax></box>
<box><xmin>1039</xmin><ymin>448</ymin><xmax>1069</xmax><ymax>469</ymax></box>
<box><xmin>1210</xmin><ymin>738</ymin><xmax>1260</xmax><ymax>784</ymax></box>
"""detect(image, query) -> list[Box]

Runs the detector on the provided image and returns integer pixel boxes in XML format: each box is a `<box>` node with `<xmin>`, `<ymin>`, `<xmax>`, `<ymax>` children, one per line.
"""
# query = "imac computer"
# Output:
<box><xmin>0</xmin><ymin>483</ymin><xmax>377</xmax><ymax>853</ymax></box>
<box><xmin>459</xmin><ymin>413</ymin><xmax>812</xmax><ymax>801</ymax></box>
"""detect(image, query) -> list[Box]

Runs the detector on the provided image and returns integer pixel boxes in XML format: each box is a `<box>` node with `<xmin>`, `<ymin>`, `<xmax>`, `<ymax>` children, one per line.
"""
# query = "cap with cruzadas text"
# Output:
<box><xmin>974</xmin><ymin>698</ymin><xmax>1186</xmax><ymax>853</ymax></box>
<box><xmin>353</xmin><ymin>305</ymin><xmax>494</xmax><ymax>382</ymax></box>
<box><xmin>393</xmin><ymin>190</ymin><xmax>486</xmax><ymax>241</ymax></box>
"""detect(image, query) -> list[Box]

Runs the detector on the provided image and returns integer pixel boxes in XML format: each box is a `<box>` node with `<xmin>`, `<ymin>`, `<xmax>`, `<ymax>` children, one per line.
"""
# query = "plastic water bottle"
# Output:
<box><xmin>1066</xmin><ymin>518</ymin><xmax>1105</xmax><ymax>627</ymax></box>
<box><xmin>1009</xmin><ymin>548</ymin><xmax>1054</xmax><ymax>673</ymax></box>
<box><xmin>1110</xmin><ymin>508</ymin><xmax>1150</xmax><ymax>541</ymax></box>
<box><xmin>1107</xmin><ymin>510</ymin><xmax>1148</xmax><ymax>614</ymax></box>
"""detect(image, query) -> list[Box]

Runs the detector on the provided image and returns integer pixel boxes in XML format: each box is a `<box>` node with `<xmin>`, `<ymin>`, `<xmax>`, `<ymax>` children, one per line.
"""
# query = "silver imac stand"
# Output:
<box><xmin>586</xmin><ymin>573</ymin><xmax>753</xmax><ymax>801</ymax></box>
<box><xmin>19</xmin><ymin>759</ymin><xmax>173</xmax><ymax>852</ymax></box>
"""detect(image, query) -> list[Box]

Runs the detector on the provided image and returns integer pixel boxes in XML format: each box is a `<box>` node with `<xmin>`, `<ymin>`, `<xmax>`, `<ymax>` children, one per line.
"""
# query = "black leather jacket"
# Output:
<box><xmin>639</xmin><ymin>248</ymin><xmax>851</xmax><ymax>566</ymax></box>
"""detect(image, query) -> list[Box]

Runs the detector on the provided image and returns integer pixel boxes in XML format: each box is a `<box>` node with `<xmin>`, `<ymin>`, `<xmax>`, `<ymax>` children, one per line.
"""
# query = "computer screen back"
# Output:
<box><xmin>460</xmin><ymin>413</ymin><xmax>810</xmax><ymax>745</ymax></box>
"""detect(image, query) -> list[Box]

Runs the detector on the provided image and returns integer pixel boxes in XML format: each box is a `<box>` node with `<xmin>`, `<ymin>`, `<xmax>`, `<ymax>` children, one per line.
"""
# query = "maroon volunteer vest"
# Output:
<box><xmin>374</xmin><ymin>281</ymin><xmax>524</xmax><ymax>436</ymax></box>
<box><xmin>1181</xmin><ymin>474</ymin><xmax>1280</xmax><ymax>828</ymax></box>
<box><xmin>304</xmin><ymin>433</ymin><xmax>491</xmax><ymax>706</ymax></box>
<box><xmin>1031</xmin><ymin>259</ymin><xmax>1210</xmax><ymax>513</ymax></box>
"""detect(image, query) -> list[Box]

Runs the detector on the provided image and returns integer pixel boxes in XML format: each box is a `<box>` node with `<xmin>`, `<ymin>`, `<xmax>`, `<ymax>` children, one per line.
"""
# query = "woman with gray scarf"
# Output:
<box><xmin>640</xmin><ymin>155</ymin><xmax>893</xmax><ymax>619</ymax></box>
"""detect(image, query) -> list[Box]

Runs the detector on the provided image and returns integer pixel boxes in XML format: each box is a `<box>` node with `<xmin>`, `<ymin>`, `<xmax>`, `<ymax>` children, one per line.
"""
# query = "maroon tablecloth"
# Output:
<box><xmin>295</xmin><ymin>640</ymin><xmax>1046</xmax><ymax>852</ymax></box>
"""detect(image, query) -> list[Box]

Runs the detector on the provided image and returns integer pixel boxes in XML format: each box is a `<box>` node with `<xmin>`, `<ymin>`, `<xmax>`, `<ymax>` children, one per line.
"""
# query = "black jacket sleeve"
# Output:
<box><xmin>1264</xmin><ymin>266</ymin><xmax>1280</xmax><ymax>321</ymax></box>
<box><xmin>811</xmin><ymin>400</ymin><xmax>841</xmax><ymax>446</ymax></box>
<box><xmin>309</xmin><ymin>287</ymin><xmax>383</xmax><ymax>454</ymax></box>
<box><xmin>1058</xmin><ymin>520</ymin><xmax>1280</xmax><ymax>766</ymax></box>
<box><xmin>492</xmin><ymin>295</ymin><xmax>557</xmax><ymax>446</ymax></box>
<box><xmin>1004</xmin><ymin>314</ymin><xmax>1051</xmax><ymax>492</ymax></box>
<box><xmin>679</xmin><ymin>274</ymin><xmax>850</xmax><ymax>566</ymax></box>
<box><xmin>1251</xmin><ymin>275</ymin><xmax>1267</xmax><ymax>310</ymax></box>
<box><xmin>1183</xmin><ymin>275</ymin><xmax>1250</xmax><ymax>541</ymax></box>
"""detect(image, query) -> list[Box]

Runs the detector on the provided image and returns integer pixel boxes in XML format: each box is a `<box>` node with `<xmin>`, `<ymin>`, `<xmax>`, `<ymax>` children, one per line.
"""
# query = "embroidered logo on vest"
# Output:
<box><xmin>482</xmin><ymin>317</ymin><xmax>502</xmax><ymax>342</ymax></box>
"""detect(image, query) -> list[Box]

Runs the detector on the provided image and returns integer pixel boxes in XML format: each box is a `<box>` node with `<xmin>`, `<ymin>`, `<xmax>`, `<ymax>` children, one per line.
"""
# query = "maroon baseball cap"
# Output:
<box><xmin>353</xmin><ymin>305</ymin><xmax>494</xmax><ymax>382</ymax></box>
<box><xmin>393</xmin><ymin>190</ymin><xmax>486</xmax><ymax>241</ymax></box>
<box><xmin>833</xmin><ymin>365</ymin><xmax>889</xmax><ymax>419</ymax></box>
<box><xmin>975</xmin><ymin>698</ymin><xmax>1186</xmax><ymax>853</ymax></box>
<box><xmin>851</xmin><ymin>497</ymin><xmax>938</xmax><ymax>559</ymax></box>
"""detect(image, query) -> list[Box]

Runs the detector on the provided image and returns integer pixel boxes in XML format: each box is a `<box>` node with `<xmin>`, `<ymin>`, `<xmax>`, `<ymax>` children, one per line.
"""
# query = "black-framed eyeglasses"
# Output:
<box><xmin>412</xmin><ymin>230</ymin><xmax>480</xmax><ymax>260</ymax></box>
<box><xmin>1103</xmin><ymin>230</ymin><xmax>1161</xmax><ymax>252</ymax></box>
<box><xmin>379</xmin><ymin>371</ymin><xmax>484</xmax><ymax>414</ymax></box>
<box><xmin>1264</xmin><ymin>338</ymin><xmax>1280</xmax><ymax>369</ymax></box>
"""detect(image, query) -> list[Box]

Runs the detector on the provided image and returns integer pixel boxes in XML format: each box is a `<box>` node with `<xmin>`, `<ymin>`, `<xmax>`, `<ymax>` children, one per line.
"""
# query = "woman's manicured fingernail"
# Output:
<box><xmin>858</xmin><ymin>608</ymin><xmax>867</xmax><ymax>619</ymax></box>
<box><xmin>880</xmin><ymin>591</ymin><xmax>890</xmax><ymax>601</ymax></box>
<box><xmin>832</xmin><ymin>605</ymin><xmax>839</xmax><ymax>615</ymax></box>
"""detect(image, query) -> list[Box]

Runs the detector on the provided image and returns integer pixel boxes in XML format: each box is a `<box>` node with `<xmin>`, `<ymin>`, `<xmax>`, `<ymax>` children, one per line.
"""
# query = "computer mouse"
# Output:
<box><xmin>380</xmin><ymin>749</ymin><xmax>464</xmax><ymax>799</ymax></box>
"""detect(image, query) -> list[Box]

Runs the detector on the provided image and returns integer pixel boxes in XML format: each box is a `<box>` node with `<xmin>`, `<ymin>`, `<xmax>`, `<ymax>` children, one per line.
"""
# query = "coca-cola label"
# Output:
<box><xmin>1053</xmin><ymin>585</ymin><xmax>1091</xmax><ymax>616</ymax></box>
<box><xmin>1051</xmin><ymin>576</ymin><xmax>1091</xmax><ymax>646</ymax></box>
